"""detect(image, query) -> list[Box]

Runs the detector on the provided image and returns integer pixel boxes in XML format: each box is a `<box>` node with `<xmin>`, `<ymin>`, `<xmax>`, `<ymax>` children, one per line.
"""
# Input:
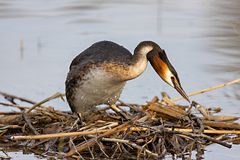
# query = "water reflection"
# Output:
<box><xmin>205</xmin><ymin>1</ymin><xmax>240</xmax><ymax>73</ymax></box>
<box><xmin>203</xmin><ymin>1</ymin><xmax>240</xmax><ymax>102</ymax></box>
<box><xmin>0</xmin><ymin>0</ymin><xmax>240</xmax><ymax>158</ymax></box>
<box><xmin>0</xmin><ymin>1</ymin><xmax>28</xmax><ymax>18</ymax></box>
<box><xmin>19</xmin><ymin>39</ymin><xmax>24</xmax><ymax>60</ymax></box>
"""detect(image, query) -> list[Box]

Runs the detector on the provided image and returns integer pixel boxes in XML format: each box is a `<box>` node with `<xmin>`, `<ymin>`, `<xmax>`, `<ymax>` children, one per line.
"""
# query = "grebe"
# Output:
<box><xmin>65</xmin><ymin>41</ymin><xmax>189</xmax><ymax>119</ymax></box>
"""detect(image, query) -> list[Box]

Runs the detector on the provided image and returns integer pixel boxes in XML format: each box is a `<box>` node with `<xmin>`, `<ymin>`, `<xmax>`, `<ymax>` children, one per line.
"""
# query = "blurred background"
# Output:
<box><xmin>0</xmin><ymin>0</ymin><xmax>239</xmax><ymax>159</ymax></box>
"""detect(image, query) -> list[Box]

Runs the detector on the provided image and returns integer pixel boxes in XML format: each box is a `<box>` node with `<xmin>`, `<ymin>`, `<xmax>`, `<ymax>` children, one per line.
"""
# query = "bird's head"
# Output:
<box><xmin>136</xmin><ymin>41</ymin><xmax>190</xmax><ymax>102</ymax></box>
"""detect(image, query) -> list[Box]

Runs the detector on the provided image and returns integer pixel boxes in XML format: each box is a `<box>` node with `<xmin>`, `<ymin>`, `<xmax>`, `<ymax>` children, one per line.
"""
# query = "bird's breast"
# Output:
<box><xmin>72</xmin><ymin>67</ymin><xmax>126</xmax><ymax>113</ymax></box>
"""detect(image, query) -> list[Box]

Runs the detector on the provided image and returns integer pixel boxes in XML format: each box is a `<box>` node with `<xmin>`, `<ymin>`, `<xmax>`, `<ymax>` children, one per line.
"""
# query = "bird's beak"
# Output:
<box><xmin>171</xmin><ymin>77</ymin><xmax>190</xmax><ymax>102</ymax></box>
<box><xmin>147</xmin><ymin>50</ymin><xmax>190</xmax><ymax>103</ymax></box>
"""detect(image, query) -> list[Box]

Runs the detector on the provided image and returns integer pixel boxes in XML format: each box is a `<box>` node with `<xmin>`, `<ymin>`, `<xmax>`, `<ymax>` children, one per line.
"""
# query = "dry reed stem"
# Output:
<box><xmin>66</xmin><ymin>122</ymin><xmax>130</xmax><ymax>157</ymax></box>
<box><xmin>204</xmin><ymin>115</ymin><xmax>239</xmax><ymax>122</ymax></box>
<box><xmin>94</xmin><ymin>122</ymin><xmax>119</xmax><ymax>130</ymax></box>
<box><xmin>0</xmin><ymin>102</ymin><xmax>29</xmax><ymax>110</ymax></box>
<box><xmin>166</xmin><ymin>128</ymin><xmax>240</xmax><ymax>135</ymax></box>
<box><xmin>22</xmin><ymin>112</ymin><xmax>39</xmax><ymax>135</ymax></box>
<box><xmin>0</xmin><ymin>91</ymin><xmax>37</xmax><ymax>104</ymax></box>
<box><xmin>203</xmin><ymin>120</ymin><xmax>240</xmax><ymax>130</ymax></box>
<box><xmin>0</xmin><ymin>125</ymin><xmax>22</xmax><ymax>129</ymax></box>
<box><xmin>0</xmin><ymin>112</ymin><xmax>22</xmax><ymax>115</ymax></box>
<box><xmin>110</xmin><ymin>104</ymin><xmax>131</xmax><ymax>120</ymax></box>
<box><xmin>148</xmin><ymin>103</ymin><xmax>187</xmax><ymax>120</ymax></box>
<box><xmin>172</xmin><ymin>78</ymin><xmax>240</xmax><ymax>101</ymax></box>
<box><xmin>11</xmin><ymin>129</ymin><xmax>109</xmax><ymax>140</ymax></box>
<box><xmin>167</xmin><ymin>130</ymin><xmax>232</xmax><ymax>148</ymax></box>
<box><xmin>11</xmin><ymin>126</ymin><xmax>240</xmax><ymax>141</ymax></box>
<box><xmin>101</xmin><ymin>137</ymin><xmax>158</xmax><ymax>158</ymax></box>
<box><xmin>26</xmin><ymin>92</ymin><xmax>65</xmax><ymax>113</ymax></box>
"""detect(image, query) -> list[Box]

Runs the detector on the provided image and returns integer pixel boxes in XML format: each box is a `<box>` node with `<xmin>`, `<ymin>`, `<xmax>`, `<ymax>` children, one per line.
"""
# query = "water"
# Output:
<box><xmin>0</xmin><ymin>0</ymin><xmax>239</xmax><ymax>159</ymax></box>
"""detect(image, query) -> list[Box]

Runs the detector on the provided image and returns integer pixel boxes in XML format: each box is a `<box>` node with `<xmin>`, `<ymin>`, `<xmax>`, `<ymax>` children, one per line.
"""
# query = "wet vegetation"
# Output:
<box><xmin>0</xmin><ymin>79</ymin><xmax>240</xmax><ymax>159</ymax></box>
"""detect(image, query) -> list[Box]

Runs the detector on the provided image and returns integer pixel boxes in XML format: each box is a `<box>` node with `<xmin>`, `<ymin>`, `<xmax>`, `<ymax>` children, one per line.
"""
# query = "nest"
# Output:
<box><xmin>0</xmin><ymin>79</ymin><xmax>240</xmax><ymax>159</ymax></box>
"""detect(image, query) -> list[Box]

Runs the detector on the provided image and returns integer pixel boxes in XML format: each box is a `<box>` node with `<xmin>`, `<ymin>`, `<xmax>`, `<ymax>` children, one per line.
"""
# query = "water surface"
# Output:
<box><xmin>0</xmin><ymin>0</ymin><xmax>239</xmax><ymax>159</ymax></box>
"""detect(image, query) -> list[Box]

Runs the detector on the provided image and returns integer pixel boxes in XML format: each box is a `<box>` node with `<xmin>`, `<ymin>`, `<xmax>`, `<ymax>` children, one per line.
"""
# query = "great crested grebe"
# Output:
<box><xmin>65</xmin><ymin>41</ymin><xmax>189</xmax><ymax>119</ymax></box>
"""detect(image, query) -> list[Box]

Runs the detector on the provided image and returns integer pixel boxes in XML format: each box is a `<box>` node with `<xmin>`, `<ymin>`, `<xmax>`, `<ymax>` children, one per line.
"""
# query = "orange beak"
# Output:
<box><xmin>147</xmin><ymin>50</ymin><xmax>190</xmax><ymax>103</ymax></box>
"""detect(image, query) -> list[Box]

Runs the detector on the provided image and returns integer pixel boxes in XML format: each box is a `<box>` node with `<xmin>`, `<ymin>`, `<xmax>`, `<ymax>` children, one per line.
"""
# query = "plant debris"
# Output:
<box><xmin>0</xmin><ymin>79</ymin><xmax>240</xmax><ymax>159</ymax></box>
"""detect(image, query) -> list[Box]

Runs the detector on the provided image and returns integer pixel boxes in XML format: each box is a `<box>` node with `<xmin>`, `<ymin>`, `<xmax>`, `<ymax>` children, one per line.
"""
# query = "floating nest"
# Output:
<box><xmin>0</xmin><ymin>80</ymin><xmax>240</xmax><ymax>159</ymax></box>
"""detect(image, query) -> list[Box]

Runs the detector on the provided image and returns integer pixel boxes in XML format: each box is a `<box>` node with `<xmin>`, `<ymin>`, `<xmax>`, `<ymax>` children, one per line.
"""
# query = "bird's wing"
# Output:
<box><xmin>69</xmin><ymin>41</ymin><xmax>133</xmax><ymax>69</ymax></box>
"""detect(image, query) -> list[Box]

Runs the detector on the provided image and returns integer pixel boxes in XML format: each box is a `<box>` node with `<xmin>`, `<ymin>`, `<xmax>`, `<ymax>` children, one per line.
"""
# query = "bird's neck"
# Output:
<box><xmin>125</xmin><ymin>46</ymin><xmax>153</xmax><ymax>80</ymax></box>
<box><xmin>117</xmin><ymin>42</ymin><xmax>154</xmax><ymax>81</ymax></box>
<box><xmin>127</xmin><ymin>53</ymin><xmax>148</xmax><ymax>80</ymax></box>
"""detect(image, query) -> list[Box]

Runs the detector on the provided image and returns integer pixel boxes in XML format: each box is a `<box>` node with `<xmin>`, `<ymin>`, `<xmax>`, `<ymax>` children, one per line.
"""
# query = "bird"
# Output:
<box><xmin>65</xmin><ymin>40</ymin><xmax>190</xmax><ymax>120</ymax></box>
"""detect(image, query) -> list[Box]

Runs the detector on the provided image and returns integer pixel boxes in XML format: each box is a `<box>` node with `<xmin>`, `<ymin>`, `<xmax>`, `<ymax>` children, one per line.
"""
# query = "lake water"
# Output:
<box><xmin>0</xmin><ymin>0</ymin><xmax>239</xmax><ymax>159</ymax></box>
